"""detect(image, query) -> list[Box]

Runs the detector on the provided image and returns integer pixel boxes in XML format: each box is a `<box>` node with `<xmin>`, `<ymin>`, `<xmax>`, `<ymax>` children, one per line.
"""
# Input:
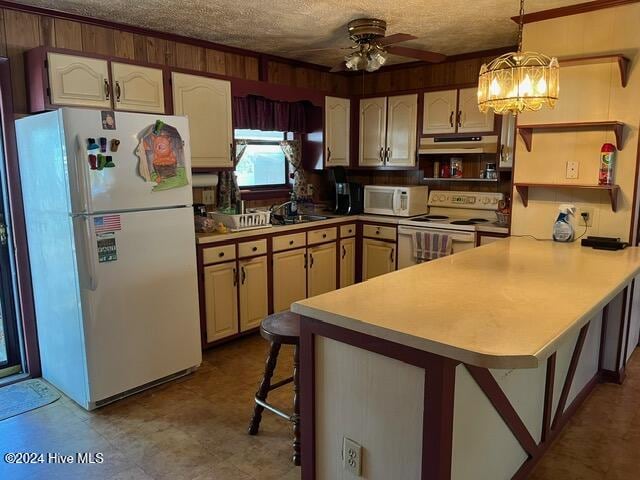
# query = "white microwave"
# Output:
<box><xmin>363</xmin><ymin>185</ymin><xmax>429</xmax><ymax>217</ymax></box>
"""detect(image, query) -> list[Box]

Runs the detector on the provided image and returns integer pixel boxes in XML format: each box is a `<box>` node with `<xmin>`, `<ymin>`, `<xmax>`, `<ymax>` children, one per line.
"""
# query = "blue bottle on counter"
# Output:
<box><xmin>552</xmin><ymin>204</ymin><xmax>576</xmax><ymax>242</ymax></box>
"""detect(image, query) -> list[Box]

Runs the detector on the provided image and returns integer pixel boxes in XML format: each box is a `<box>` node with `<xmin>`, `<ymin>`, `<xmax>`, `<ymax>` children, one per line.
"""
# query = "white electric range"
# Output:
<box><xmin>398</xmin><ymin>190</ymin><xmax>504</xmax><ymax>269</ymax></box>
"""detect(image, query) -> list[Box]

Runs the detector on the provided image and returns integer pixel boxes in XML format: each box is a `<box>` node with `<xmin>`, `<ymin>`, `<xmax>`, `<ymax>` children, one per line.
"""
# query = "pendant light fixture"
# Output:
<box><xmin>477</xmin><ymin>0</ymin><xmax>559</xmax><ymax>114</ymax></box>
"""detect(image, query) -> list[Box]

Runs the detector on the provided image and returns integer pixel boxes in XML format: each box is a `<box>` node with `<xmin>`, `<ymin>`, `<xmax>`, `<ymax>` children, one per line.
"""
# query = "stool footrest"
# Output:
<box><xmin>255</xmin><ymin>397</ymin><xmax>293</xmax><ymax>422</ymax></box>
<box><xmin>268</xmin><ymin>376</ymin><xmax>293</xmax><ymax>391</ymax></box>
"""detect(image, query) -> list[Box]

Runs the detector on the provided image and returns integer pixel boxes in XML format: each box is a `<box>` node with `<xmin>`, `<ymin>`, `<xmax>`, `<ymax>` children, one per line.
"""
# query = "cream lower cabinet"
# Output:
<box><xmin>47</xmin><ymin>52</ymin><xmax>111</xmax><ymax>108</ymax></box>
<box><xmin>203</xmin><ymin>262</ymin><xmax>239</xmax><ymax>343</ymax></box>
<box><xmin>171</xmin><ymin>72</ymin><xmax>233</xmax><ymax>168</ymax></box>
<box><xmin>273</xmin><ymin>248</ymin><xmax>308</xmax><ymax>313</ymax></box>
<box><xmin>111</xmin><ymin>62</ymin><xmax>165</xmax><ymax>113</ymax></box>
<box><xmin>340</xmin><ymin>237</ymin><xmax>356</xmax><ymax>288</ymax></box>
<box><xmin>238</xmin><ymin>256</ymin><xmax>268</xmax><ymax>332</ymax></box>
<box><xmin>362</xmin><ymin>238</ymin><xmax>396</xmax><ymax>281</ymax></box>
<box><xmin>308</xmin><ymin>243</ymin><xmax>337</xmax><ymax>297</ymax></box>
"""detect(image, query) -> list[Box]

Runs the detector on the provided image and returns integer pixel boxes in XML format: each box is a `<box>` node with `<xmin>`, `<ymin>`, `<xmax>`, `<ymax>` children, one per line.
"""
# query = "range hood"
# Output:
<box><xmin>419</xmin><ymin>135</ymin><xmax>498</xmax><ymax>155</ymax></box>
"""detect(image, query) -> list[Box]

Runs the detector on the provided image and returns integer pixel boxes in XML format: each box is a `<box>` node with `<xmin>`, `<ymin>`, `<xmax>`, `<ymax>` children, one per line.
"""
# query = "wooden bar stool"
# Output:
<box><xmin>248</xmin><ymin>311</ymin><xmax>301</xmax><ymax>465</ymax></box>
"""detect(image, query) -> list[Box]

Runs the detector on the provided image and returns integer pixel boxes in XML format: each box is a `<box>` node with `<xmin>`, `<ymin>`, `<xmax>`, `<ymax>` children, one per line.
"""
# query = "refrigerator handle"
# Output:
<box><xmin>81</xmin><ymin>216</ymin><xmax>98</xmax><ymax>291</ymax></box>
<box><xmin>75</xmin><ymin>136</ymin><xmax>93</xmax><ymax>214</ymax></box>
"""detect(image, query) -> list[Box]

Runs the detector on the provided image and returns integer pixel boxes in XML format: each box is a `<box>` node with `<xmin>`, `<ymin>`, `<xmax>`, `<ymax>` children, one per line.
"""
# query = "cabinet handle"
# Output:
<box><xmin>385</xmin><ymin>146</ymin><xmax>391</xmax><ymax>162</ymax></box>
<box><xmin>309</xmin><ymin>253</ymin><xmax>314</xmax><ymax>268</ymax></box>
<box><xmin>327</xmin><ymin>147</ymin><xmax>331</xmax><ymax>162</ymax></box>
<box><xmin>376</xmin><ymin>229</ymin><xmax>380</xmax><ymax>235</ymax></box>
<box><xmin>379</xmin><ymin>147</ymin><xmax>384</xmax><ymax>162</ymax></box>
<box><xmin>104</xmin><ymin>80</ymin><xmax>110</xmax><ymax>100</ymax></box>
<box><xmin>390</xmin><ymin>248</ymin><xmax>395</xmax><ymax>263</ymax></box>
<box><xmin>241</xmin><ymin>266</ymin><xmax>246</xmax><ymax>285</ymax></box>
<box><xmin>457</xmin><ymin>110</ymin><xmax>462</xmax><ymax>127</ymax></box>
<box><xmin>233</xmin><ymin>267</ymin><xmax>237</xmax><ymax>286</ymax></box>
<box><xmin>289</xmin><ymin>240</ymin><xmax>294</xmax><ymax>246</ymax></box>
<box><xmin>218</xmin><ymin>252</ymin><xmax>225</xmax><ymax>258</ymax></box>
<box><xmin>342</xmin><ymin>245</ymin><xmax>346</xmax><ymax>259</ymax></box>
<box><xmin>252</xmin><ymin>246</ymin><xmax>258</xmax><ymax>252</ymax></box>
<box><xmin>449</xmin><ymin>111</ymin><xmax>454</xmax><ymax>127</ymax></box>
<box><xmin>322</xmin><ymin>233</ymin><xmax>327</xmax><ymax>238</ymax></box>
<box><xmin>304</xmin><ymin>253</ymin><xmax>308</xmax><ymax>269</ymax></box>
<box><xmin>115</xmin><ymin>81</ymin><xmax>121</xmax><ymax>102</ymax></box>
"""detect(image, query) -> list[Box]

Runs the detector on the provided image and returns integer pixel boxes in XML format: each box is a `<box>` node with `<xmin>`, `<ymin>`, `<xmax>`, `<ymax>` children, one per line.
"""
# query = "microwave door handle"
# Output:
<box><xmin>392</xmin><ymin>190</ymin><xmax>401</xmax><ymax>214</ymax></box>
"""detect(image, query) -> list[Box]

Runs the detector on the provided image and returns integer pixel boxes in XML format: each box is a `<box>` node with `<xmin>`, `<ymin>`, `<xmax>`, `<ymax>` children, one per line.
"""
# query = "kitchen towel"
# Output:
<box><xmin>412</xmin><ymin>231</ymin><xmax>452</xmax><ymax>262</ymax></box>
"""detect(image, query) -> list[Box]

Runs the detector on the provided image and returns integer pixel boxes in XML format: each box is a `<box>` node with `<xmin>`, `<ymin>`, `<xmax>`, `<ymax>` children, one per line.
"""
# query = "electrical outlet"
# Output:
<box><xmin>343</xmin><ymin>437</ymin><xmax>362</xmax><ymax>476</ymax></box>
<box><xmin>579</xmin><ymin>207</ymin><xmax>594</xmax><ymax>227</ymax></box>
<box><xmin>307</xmin><ymin>184</ymin><xmax>315</xmax><ymax>197</ymax></box>
<box><xmin>202</xmin><ymin>189</ymin><xmax>215</xmax><ymax>205</ymax></box>
<box><xmin>566</xmin><ymin>161</ymin><xmax>579</xmax><ymax>179</ymax></box>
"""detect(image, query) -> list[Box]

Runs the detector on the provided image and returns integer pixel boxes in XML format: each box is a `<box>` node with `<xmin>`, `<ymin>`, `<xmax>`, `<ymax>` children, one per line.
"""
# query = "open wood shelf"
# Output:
<box><xmin>514</xmin><ymin>183</ymin><xmax>620</xmax><ymax>211</ymax></box>
<box><xmin>559</xmin><ymin>54</ymin><xmax>630</xmax><ymax>87</ymax></box>
<box><xmin>423</xmin><ymin>177</ymin><xmax>498</xmax><ymax>182</ymax></box>
<box><xmin>517</xmin><ymin>121</ymin><xmax>625</xmax><ymax>152</ymax></box>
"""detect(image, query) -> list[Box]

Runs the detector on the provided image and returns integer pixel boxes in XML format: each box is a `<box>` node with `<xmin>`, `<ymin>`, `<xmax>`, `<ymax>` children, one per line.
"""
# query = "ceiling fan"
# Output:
<box><xmin>294</xmin><ymin>18</ymin><xmax>447</xmax><ymax>73</ymax></box>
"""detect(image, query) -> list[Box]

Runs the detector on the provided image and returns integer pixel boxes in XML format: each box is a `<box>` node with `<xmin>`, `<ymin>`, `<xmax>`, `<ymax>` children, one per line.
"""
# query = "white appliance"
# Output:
<box><xmin>418</xmin><ymin>135</ymin><xmax>499</xmax><ymax>155</ymax></box>
<box><xmin>398</xmin><ymin>190</ymin><xmax>504</xmax><ymax>269</ymax></box>
<box><xmin>363</xmin><ymin>185</ymin><xmax>428</xmax><ymax>216</ymax></box>
<box><xmin>16</xmin><ymin>108</ymin><xmax>202</xmax><ymax>410</ymax></box>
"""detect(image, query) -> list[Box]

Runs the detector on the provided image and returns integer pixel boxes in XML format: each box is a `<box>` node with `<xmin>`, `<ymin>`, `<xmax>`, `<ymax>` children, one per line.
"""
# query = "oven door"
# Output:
<box><xmin>364</xmin><ymin>186</ymin><xmax>400</xmax><ymax>215</ymax></box>
<box><xmin>397</xmin><ymin>226</ymin><xmax>476</xmax><ymax>269</ymax></box>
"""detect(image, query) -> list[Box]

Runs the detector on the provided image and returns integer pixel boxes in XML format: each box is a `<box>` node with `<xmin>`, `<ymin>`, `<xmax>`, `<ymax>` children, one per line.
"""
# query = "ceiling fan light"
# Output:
<box><xmin>345</xmin><ymin>52</ymin><xmax>363</xmax><ymax>71</ymax></box>
<box><xmin>370</xmin><ymin>46</ymin><xmax>388</xmax><ymax>66</ymax></box>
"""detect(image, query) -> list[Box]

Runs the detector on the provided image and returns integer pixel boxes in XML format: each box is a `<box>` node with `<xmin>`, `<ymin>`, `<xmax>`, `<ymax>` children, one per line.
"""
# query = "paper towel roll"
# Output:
<box><xmin>192</xmin><ymin>174</ymin><xmax>219</xmax><ymax>187</ymax></box>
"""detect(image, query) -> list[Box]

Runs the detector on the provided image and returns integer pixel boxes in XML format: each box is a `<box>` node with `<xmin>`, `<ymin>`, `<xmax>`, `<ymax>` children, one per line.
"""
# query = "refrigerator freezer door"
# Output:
<box><xmin>76</xmin><ymin>207</ymin><xmax>202</xmax><ymax>405</ymax></box>
<box><xmin>62</xmin><ymin>108</ymin><xmax>194</xmax><ymax>214</ymax></box>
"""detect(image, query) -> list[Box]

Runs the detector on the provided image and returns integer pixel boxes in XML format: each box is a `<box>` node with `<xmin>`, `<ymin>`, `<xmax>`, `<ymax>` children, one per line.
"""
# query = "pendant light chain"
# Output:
<box><xmin>517</xmin><ymin>0</ymin><xmax>525</xmax><ymax>52</ymax></box>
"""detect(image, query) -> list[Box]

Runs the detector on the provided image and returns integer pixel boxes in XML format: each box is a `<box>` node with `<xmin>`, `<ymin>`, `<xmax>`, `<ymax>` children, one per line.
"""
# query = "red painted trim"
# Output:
<box><xmin>551</xmin><ymin>322</ymin><xmax>590</xmax><ymax>430</ymax></box>
<box><xmin>465</xmin><ymin>364</ymin><xmax>538</xmax><ymax>457</ymax></box>
<box><xmin>239</xmin><ymin>187</ymin><xmax>291</xmax><ymax>201</ymax></box>
<box><xmin>622</xmin><ymin>281</ymin><xmax>635</xmax><ymax>365</ymax></box>
<box><xmin>0</xmin><ymin>57</ymin><xmax>40</xmax><ymax>376</ymax></box>
<box><xmin>299</xmin><ymin>317</ymin><xmax>316</xmax><ymax>480</ymax></box>
<box><xmin>540</xmin><ymin>353</ymin><xmax>556</xmax><ymax>443</ymax></box>
<box><xmin>512</xmin><ymin>0</ymin><xmax>640</xmax><ymax>24</ymax></box>
<box><xmin>614</xmin><ymin>286</ymin><xmax>629</xmax><ymax>372</ymax></box>
<box><xmin>598</xmin><ymin>304</ymin><xmax>609</xmax><ymax>371</ymax></box>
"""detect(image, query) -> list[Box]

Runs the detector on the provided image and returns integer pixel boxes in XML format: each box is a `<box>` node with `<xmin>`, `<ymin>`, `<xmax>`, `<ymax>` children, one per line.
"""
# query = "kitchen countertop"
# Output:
<box><xmin>196</xmin><ymin>213</ymin><xmax>509</xmax><ymax>244</ymax></box>
<box><xmin>292</xmin><ymin>238</ymin><xmax>640</xmax><ymax>369</ymax></box>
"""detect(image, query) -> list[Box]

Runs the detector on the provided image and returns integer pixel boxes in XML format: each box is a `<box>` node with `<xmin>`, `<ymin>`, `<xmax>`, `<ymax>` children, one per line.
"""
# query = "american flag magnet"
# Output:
<box><xmin>94</xmin><ymin>215</ymin><xmax>121</xmax><ymax>235</ymax></box>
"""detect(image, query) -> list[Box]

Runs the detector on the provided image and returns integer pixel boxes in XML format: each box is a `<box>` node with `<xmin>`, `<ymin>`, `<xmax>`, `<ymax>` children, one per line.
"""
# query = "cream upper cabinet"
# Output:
<box><xmin>273</xmin><ymin>248</ymin><xmax>308</xmax><ymax>313</ymax></box>
<box><xmin>47</xmin><ymin>52</ymin><xmax>111</xmax><ymax>108</ymax></box>
<box><xmin>325</xmin><ymin>96</ymin><xmax>350</xmax><ymax>167</ymax></box>
<box><xmin>111</xmin><ymin>62</ymin><xmax>165</xmax><ymax>114</ymax></box>
<box><xmin>457</xmin><ymin>87</ymin><xmax>494</xmax><ymax>133</ymax></box>
<box><xmin>359</xmin><ymin>97</ymin><xmax>387</xmax><ymax>166</ymax></box>
<box><xmin>203</xmin><ymin>262</ymin><xmax>239</xmax><ymax>343</ymax></box>
<box><xmin>386</xmin><ymin>94</ymin><xmax>417</xmax><ymax>167</ymax></box>
<box><xmin>362</xmin><ymin>238</ymin><xmax>395</xmax><ymax>281</ymax></box>
<box><xmin>171</xmin><ymin>72</ymin><xmax>233</xmax><ymax>168</ymax></box>
<box><xmin>307</xmin><ymin>243</ymin><xmax>337</xmax><ymax>298</ymax></box>
<box><xmin>239</xmin><ymin>256</ymin><xmax>268</xmax><ymax>332</ymax></box>
<box><xmin>423</xmin><ymin>89</ymin><xmax>457</xmax><ymax>134</ymax></box>
<box><xmin>339</xmin><ymin>237</ymin><xmax>356</xmax><ymax>288</ymax></box>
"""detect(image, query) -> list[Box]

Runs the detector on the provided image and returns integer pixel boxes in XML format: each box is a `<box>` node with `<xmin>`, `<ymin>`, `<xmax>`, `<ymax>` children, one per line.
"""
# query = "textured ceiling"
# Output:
<box><xmin>15</xmin><ymin>0</ymin><xmax>581</xmax><ymax>67</ymax></box>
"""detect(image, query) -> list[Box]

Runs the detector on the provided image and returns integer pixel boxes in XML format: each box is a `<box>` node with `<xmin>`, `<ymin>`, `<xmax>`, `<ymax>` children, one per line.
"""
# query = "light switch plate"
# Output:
<box><xmin>343</xmin><ymin>437</ymin><xmax>362</xmax><ymax>476</ymax></box>
<box><xmin>202</xmin><ymin>189</ymin><xmax>215</xmax><ymax>205</ymax></box>
<box><xmin>566</xmin><ymin>161</ymin><xmax>579</xmax><ymax>179</ymax></box>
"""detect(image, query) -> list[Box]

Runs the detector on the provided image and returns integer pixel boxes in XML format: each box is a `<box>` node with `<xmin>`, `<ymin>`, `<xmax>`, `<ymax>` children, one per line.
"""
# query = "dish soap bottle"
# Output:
<box><xmin>553</xmin><ymin>204</ymin><xmax>576</xmax><ymax>242</ymax></box>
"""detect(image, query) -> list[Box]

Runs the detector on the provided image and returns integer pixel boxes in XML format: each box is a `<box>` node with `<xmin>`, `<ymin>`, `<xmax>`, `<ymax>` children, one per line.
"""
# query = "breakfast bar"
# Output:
<box><xmin>292</xmin><ymin>238</ymin><xmax>640</xmax><ymax>479</ymax></box>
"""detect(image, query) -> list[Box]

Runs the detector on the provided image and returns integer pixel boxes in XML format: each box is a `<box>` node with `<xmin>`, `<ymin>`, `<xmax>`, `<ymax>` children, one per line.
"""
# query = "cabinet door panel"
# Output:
<box><xmin>325</xmin><ymin>96</ymin><xmax>350</xmax><ymax>167</ymax></box>
<box><xmin>172</xmin><ymin>72</ymin><xmax>233</xmax><ymax>168</ymax></box>
<box><xmin>362</xmin><ymin>239</ymin><xmax>395</xmax><ymax>281</ymax></box>
<box><xmin>111</xmin><ymin>62</ymin><xmax>165</xmax><ymax>113</ymax></box>
<box><xmin>203</xmin><ymin>262</ymin><xmax>238</xmax><ymax>343</ymax></box>
<box><xmin>386</xmin><ymin>94</ymin><xmax>417</xmax><ymax>166</ymax></box>
<box><xmin>273</xmin><ymin>248</ymin><xmax>307</xmax><ymax>313</ymax></box>
<box><xmin>457</xmin><ymin>87</ymin><xmax>495</xmax><ymax>133</ymax></box>
<box><xmin>47</xmin><ymin>52</ymin><xmax>111</xmax><ymax>108</ymax></box>
<box><xmin>239</xmin><ymin>256</ymin><xmax>268</xmax><ymax>332</ymax></box>
<box><xmin>422</xmin><ymin>89</ymin><xmax>457</xmax><ymax>134</ymax></box>
<box><xmin>359</xmin><ymin>97</ymin><xmax>386</xmax><ymax>166</ymax></box>
<box><xmin>308</xmin><ymin>243</ymin><xmax>337</xmax><ymax>298</ymax></box>
<box><xmin>339</xmin><ymin>237</ymin><xmax>356</xmax><ymax>288</ymax></box>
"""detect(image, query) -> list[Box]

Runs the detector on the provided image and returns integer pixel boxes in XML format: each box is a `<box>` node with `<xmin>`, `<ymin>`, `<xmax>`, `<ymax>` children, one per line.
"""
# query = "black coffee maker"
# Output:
<box><xmin>331</xmin><ymin>167</ymin><xmax>363</xmax><ymax>215</ymax></box>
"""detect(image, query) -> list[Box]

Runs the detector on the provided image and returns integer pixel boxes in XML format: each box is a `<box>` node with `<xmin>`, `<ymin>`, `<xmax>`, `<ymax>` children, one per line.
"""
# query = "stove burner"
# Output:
<box><xmin>469</xmin><ymin>218</ymin><xmax>489</xmax><ymax>223</ymax></box>
<box><xmin>450</xmin><ymin>220</ymin><xmax>476</xmax><ymax>225</ymax></box>
<box><xmin>424</xmin><ymin>215</ymin><xmax>449</xmax><ymax>219</ymax></box>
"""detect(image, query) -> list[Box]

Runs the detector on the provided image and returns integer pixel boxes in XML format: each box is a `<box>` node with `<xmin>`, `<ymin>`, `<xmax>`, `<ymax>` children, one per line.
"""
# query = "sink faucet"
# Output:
<box><xmin>270</xmin><ymin>192</ymin><xmax>298</xmax><ymax>217</ymax></box>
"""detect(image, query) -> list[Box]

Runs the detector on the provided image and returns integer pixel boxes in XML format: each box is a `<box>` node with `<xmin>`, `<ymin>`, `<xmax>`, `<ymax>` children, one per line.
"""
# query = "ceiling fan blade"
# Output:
<box><xmin>386</xmin><ymin>46</ymin><xmax>446</xmax><ymax>63</ymax></box>
<box><xmin>377</xmin><ymin>33</ymin><xmax>418</xmax><ymax>46</ymax></box>
<box><xmin>330</xmin><ymin>61</ymin><xmax>348</xmax><ymax>73</ymax></box>
<box><xmin>288</xmin><ymin>46</ymin><xmax>354</xmax><ymax>53</ymax></box>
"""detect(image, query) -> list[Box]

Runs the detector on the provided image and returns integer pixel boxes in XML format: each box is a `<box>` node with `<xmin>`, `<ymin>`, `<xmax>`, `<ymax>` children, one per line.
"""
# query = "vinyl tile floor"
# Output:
<box><xmin>0</xmin><ymin>334</ymin><xmax>638</xmax><ymax>480</ymax></box>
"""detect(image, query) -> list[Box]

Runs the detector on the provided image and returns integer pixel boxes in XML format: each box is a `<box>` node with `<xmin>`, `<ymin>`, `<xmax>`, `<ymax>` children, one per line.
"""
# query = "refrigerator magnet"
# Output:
<box><xmin>96</xmin><ymin>236</ymin><xmax>117</xmax><ymax>263</ymax></box>
<box><xmin>101</xmin><ymin>110</ymin><xmax>116</xmax><ymax>130</ymax></box>
<box><xmin>110</xmin><ymin>139</ymin><xmax>120</xmax><ymax>152</ymax></box>
<box><xmin>105</xmin><ymin>156</ymin><xmax>115</xmax><ymax>168</ymax></box>
<box><xmin>99</xmin><ymin>137</ymin><xmax>107</xmax><ymax>153</ymax></box>
<box><xmin>97</xmin><ymin>154</ymin><xmax>107</xmax><ymax>170</ymax></box>
<box><xmin>87</xmin><ymin>138</ymin><xmax>99</xmax><ymax>150</ymax></box>
<box><xmin>135</xmin><ymin>122</ymin><xmax>189</xmax><ymax>192</ymax></box>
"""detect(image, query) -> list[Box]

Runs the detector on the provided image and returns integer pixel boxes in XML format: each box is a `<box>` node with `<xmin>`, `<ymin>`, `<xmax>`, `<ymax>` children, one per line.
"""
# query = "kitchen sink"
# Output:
<box><xmin>272</xmin><ymin>214</ymin><xmax>328</xmax><ymax>225</ymax></box>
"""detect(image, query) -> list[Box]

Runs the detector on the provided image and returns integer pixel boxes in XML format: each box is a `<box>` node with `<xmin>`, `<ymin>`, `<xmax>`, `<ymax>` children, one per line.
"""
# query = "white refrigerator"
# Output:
<box><xmin>16</xmin><ymin>108</ymin><xmax>202</xmax><ymax>409</ymax></box>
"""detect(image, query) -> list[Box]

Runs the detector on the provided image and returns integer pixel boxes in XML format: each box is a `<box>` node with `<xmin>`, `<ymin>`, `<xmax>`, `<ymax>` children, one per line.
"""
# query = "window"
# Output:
<box><xmin>235</xmin><ymin>129</ymin><xmax>288</xmax><ymax>188</ymax></box>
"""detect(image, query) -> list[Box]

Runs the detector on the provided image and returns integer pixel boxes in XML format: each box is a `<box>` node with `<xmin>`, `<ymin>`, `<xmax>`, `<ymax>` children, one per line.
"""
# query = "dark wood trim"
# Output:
<box><xmin>299</xmin><ymin>316</ymin><xmax>316</xmax><ymax>480</ymax></box>
<box><xmin>514</xmin><ymin>183</ymin><xmax>620</xmax><ymax>212</ymax></box>
<box><xmin>465</xmin><ymin>364</ymin><xmax>538</xmax><ymax>457</ymax></box>
<box><xmin>622</xmin><ymin>280</ymin><xmax>635</xmax><ymax>366</ymax></box>
<box><xmin>422</xmin><ymin>358</ymin><xmax>457</xmax><ymax>480</ymax></box>
<box><xmin>476</xmin><ymin>231</ymin><xmax>509</xmax><ymax>247</ymax></box>
<box><xmin>239</xmin><ymin>187</ymin><xmax>291</xmax><ymax>201</ymax></box>
<box><xmin>598</xmin><ymin>304</ymin><xmax>609</xmax><ymax>370</ymax></box>
<box><xmin>541</xmin><ymin>353</ymin><xmax>556</xmax><ymax>443</ymax></box>
<box><xmin>551</xmin><ymin>322</ymin><xmax>590</xmax><ymax>430</ymax></box>
<box><xmin>512</xmin><ymin>0</ymin><xmax>640</xmax><ymax>24</ymax></box>
<box><xmin>517</xmin><ymin>121</ymin><xmax>625</xmax><ymax>152</ymax></box>
<box><xmin>0</xmin><ymin>57</ymin><xmax>40</xmax><ymax>376</ymax></box>
<box><xmin>615</xmin><ymin>286</ymin><xmax>630</xmax><ymax>372</ymax></box>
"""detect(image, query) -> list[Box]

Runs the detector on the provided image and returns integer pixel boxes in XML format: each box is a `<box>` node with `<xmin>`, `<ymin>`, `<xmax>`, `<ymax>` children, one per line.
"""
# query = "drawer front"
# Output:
<box><xmin>308</xmin><ymin>227</ymin><xmax>337</xmax><ymax>245</ymax></box>
<box><xmin>202</xmin><ymin>244</ymin><xmax>236</xmax><ymax>264</ymax></box>
<box><xmin>340</xmin><ymin>223</ymin><xmax>356</xmax><ymax>238</ymax></box>
<box><xmin>363</xmin><ymin>224</ymin><xmax>396</xmax><ymax>241</ymax></box>
<box><xmin>238</xmin><ymin>239</ymin><xmax>267</xmax><ymax>258</ymax></box>
<box><xmin>273</xmin><ymin>232</ymin><xmax>306</xmax><ymax>252</ymax></box>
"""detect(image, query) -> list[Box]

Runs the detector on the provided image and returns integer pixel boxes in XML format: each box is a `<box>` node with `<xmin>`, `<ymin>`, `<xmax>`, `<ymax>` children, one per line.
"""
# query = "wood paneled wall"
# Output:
<box><xmin>0</xmin><ymin>7</ymin><xmax>349</xmax><ymax>114</ymax></box>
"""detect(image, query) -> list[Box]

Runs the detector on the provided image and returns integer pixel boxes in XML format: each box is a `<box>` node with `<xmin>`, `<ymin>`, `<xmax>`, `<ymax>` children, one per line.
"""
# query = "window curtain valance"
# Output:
<box><xmin>233</xmin><ymin>95</ymin><xmax>309</xmax><ymax>133</ymax></box>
